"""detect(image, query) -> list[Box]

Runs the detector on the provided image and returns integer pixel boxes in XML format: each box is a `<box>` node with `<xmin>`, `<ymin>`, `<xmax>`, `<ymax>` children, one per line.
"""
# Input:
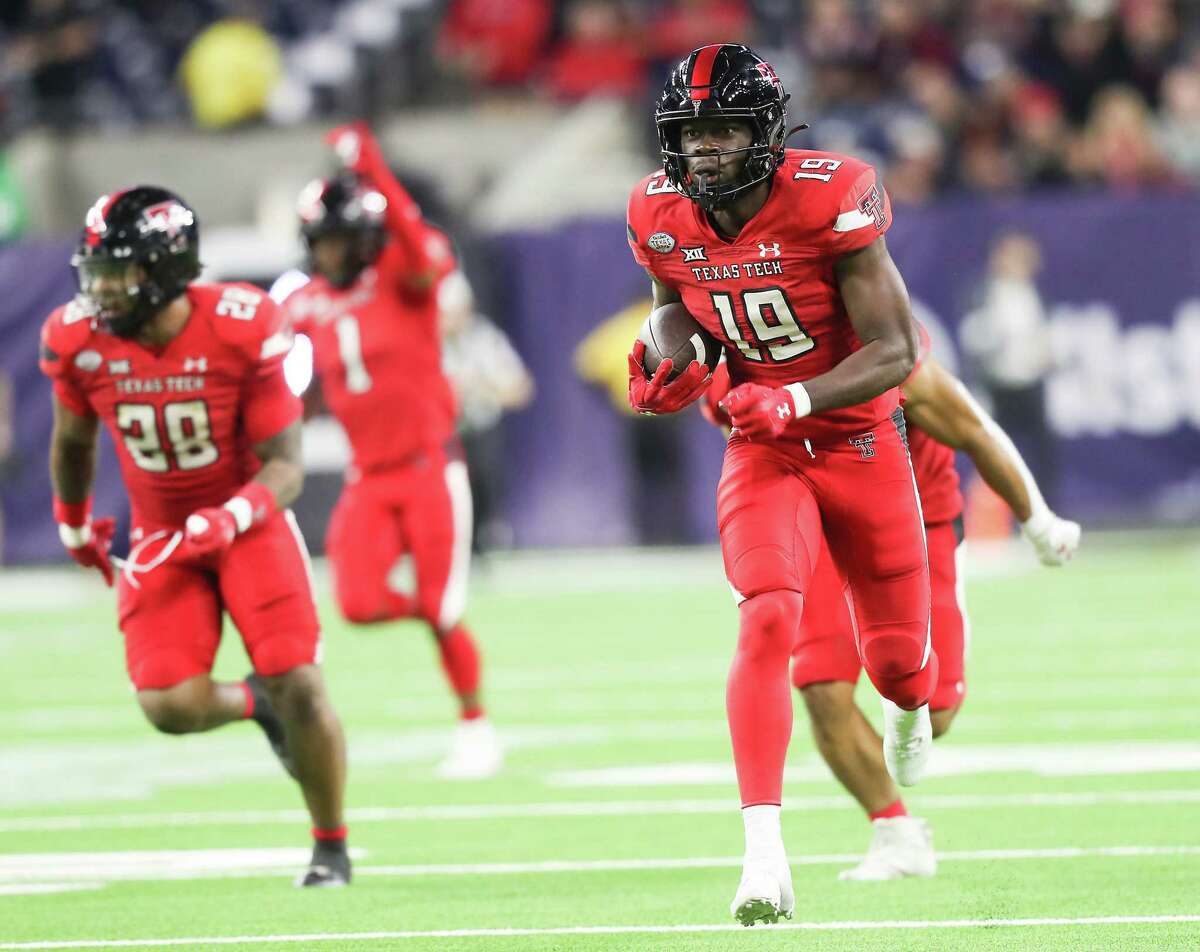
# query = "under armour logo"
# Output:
<box><xmin>681</xmin><ymin>246</ymin><xmax>708</xmax><ymax>262</ymax></box>
<box><xmin>183</xmin><ymin>357</ymin><xmax>208</xmax><ymax>373</ymax></box>
<box><xmin>758</xmin><ymin>242</ymin><xmax>781</xmax><ymax>258</ymax></box>
<box><xmin>775</xmin><ymin>401</ymin><xmax>792</xmax><ymax>420</ymax></box>
<box><xmin>849</xmin><ymin>432</ymin><xmax>876</xmax><ymax>459</ymax></box>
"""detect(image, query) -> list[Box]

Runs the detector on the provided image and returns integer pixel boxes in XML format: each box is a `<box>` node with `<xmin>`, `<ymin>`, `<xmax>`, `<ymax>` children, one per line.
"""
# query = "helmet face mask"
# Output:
<box><xmin>72</xmin><ymin>187</ymin><xmax>201</xmax><ymax>338</ymax></box>
<box><xmin>298</xmin><ymin>175</ymin><xmax>386</xmax><ymax>290</ymax></box>
<box><xmin>74</xmin><ymin>257</ymin><xmax>146</xmax><ymax>335</ymax></box>
<box><xmin>656</xmin><ymin>44</ymin><xmax>791</xmax><ymax>211</ymax></box>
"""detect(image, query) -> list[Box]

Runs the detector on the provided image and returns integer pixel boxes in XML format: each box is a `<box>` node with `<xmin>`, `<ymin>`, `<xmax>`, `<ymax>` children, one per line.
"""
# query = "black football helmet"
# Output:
<box><xmin>297</xmin><ymin>174</ymin><xmax>387</xmax><ymax>289</ymax></box>
<box><xmin>71</xmin><ymin>186</ymin><xmax>201</xmax><ymax>337</ymax></box>
<box><xmin>656</xmin><ymin>44</ymin><xmax>792</xmax><ymax>210</ymax></box>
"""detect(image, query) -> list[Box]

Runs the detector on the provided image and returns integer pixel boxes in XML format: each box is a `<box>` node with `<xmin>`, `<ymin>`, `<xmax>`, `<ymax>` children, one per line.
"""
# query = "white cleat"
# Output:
<box><xmin>838</xmin><ymin>816</ymin><xmax>937</xmax><ymax>881</ymax></box>
<box><xmin>730</xmin><ymin>856</ymin><xmax>794</xmax><ymax>927</ymax></box>
<box><xmin>882</xmin><ymin>699</ymin><xmax>932</xmax><ymax>787</ymax></box>
<box><xmin>437</xmin><ymin>717</ymin><xmax>503</xmax><ymax>780</ymax></box>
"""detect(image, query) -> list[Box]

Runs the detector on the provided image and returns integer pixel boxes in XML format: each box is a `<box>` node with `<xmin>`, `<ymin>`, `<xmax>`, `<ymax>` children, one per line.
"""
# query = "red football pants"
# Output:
<box><xmin>118</xmin><ymin>511</ymin><xmax>321</xmax><ymax>691</ymax></box>
<box><xmin>717</xmin><ymin>412</ymin><xmax>936</xmax><ymax>806</ymax></box>
<box><xmin>326</xmin><ymin>453</ymin><xmax>474</xmax><ymax>632</ymax></box>
<box><xmin>792</xmin><ymin>517</ymin><xmax>967</xmax><ymax>712</ymax></box>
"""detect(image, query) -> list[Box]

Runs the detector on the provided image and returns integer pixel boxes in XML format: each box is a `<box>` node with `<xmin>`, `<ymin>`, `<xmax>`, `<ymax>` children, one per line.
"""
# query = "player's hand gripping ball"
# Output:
<box><xmin>184</xmin><ymin>508</ymin><xmax>238</xmax><ymax>557</ymax></box>
<box><xmin>628</xmin><ymin>340</ymin><xmax>712</xmax><ymax>414</ymax></box>
<box><xmin>720</xmin><ymin>383</ymin><xmax>800</xmax><ymax>441</ymax></box>
<box><xmin>628</xmin><ymin>303</ymin><xmax>718</xmax><ymax>414</ymax></box>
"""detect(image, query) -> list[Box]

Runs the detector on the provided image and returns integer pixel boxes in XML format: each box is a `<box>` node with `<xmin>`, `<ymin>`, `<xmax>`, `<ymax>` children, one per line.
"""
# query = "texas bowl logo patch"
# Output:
<box><xmin>74</xmin><ymin>349</ymin><xmax>103</xmax><ymax>372</ymax></box>
<box><xmin>648</xmin><ymin>232</ymin><xmax>676</xmax><ymax>254</ymax></box>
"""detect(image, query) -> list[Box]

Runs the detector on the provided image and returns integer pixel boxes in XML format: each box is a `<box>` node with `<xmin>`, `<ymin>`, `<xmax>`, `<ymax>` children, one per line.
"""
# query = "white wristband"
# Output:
<box><xmin>58</xmin><ymin>521</ymin><xmax>91</xmax><ymax>549</ymax></box>
<box><xmin>783</xmin><ymin>382</ymin><xmax>812</xmax><ymax>419</ymax></box>
<box><xmin>223</xmin><ymin>496</ymin><xmax>254</xmax><ymax>534</ymax></box>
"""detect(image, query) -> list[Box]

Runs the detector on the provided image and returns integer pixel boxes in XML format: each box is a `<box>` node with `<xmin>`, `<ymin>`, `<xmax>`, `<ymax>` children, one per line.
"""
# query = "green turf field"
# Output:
<box><xmin>1</xmin><ymin>534</ymin><xmax>1198</xmax><ymax>951</ymax></box>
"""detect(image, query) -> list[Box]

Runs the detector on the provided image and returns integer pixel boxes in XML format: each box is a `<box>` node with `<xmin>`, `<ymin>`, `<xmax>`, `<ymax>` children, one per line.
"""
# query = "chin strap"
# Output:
<box><xmin>783</xmin><ymin>123</ymin><xmax>810</xmax><ymax>143</ymax></box>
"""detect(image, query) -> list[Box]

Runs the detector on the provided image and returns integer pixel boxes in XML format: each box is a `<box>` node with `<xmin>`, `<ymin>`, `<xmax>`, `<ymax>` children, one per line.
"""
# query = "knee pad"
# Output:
<box><xmin>738</xmin><ymin>590</ymin><xmax>804</xmax><ymax>661</ymax></box>
<box><xmin>860</xmin><ymin>632</ymin><xmax>926</xmax><ymax>681</ymax></box>
<box><xmin>335</xmin><ymin>580</ymin><xmax>385</xmax><ymax>624</ymax></box>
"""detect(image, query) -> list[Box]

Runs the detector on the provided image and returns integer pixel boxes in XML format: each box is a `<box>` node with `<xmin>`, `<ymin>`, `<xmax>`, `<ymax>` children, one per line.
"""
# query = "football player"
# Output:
<box><xmin>40</xmin><ymin>187</ymin><xmax>350</xmax><ymax>887</ymax></box>
<box><xmin>704</xmin><ymin>324</ymin><xmax>1081</xmax><ymax>880</ymax></box>
<box><xmin>283</xmin><ymin>123</ymin><xmax>501</xmax><ymax>779</ymax></box>
<box><xmin>627</xmin><ymin>44</ymin><xmax>936</xmax><ymax>925</ymax></box>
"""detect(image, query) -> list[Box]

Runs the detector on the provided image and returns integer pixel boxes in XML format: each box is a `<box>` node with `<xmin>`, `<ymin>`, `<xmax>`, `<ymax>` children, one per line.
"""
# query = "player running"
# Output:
<box><xmin>40</xmin><ymin>187</ymin><xmax>350</xmax><ymax>887</ymax></box>
<box><xmin>282</xmin><ymin>123</ymin><xmax>501</xmax><ymax>779</ymax></box>
<box><xmin>704</xmin><ymin>325</ymin><xmax>1082</xmax><ymax>880</ymax></box>
<box><xmin>627</xmin><ymin>44</ymin><xmax>937</xmax><ymax>925</ymax></box>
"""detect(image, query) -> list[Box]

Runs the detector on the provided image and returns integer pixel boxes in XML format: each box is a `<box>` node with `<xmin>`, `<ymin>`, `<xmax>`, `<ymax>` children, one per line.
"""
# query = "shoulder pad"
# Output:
<box><xmin>39</xmin><ymin>299</ymin><xmax>98</xmax><ymax>375</ymax></box>
<box><xmin>197</xmin><ymin>282</ymin><xmax>292</xmax><ymax>363</ymax></box>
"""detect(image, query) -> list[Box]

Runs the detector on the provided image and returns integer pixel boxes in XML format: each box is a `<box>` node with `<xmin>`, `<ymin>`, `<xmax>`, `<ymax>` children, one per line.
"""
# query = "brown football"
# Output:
<box><xmin>637</xmin><ymin>302</ymin><xmax>721</xmax><ymax>383</ymax></box>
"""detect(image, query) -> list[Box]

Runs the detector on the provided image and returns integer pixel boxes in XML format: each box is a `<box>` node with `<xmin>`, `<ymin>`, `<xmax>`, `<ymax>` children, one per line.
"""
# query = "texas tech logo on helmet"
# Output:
<box><xmin>139</xmin><ymin>201</ymin><xmax>195</xmax><ymax>240</ymax></box>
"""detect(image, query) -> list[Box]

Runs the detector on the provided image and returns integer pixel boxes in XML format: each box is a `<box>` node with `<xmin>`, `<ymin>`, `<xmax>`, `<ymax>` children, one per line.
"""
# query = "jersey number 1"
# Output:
<box><xmin>335</xmin><ymin>315</ymin><xmax>373</xmax><ymax>394</ymax></box>
<box><xmin>711</xmin><ymin>288</ymin><xmax>815</xmax><ymax>362</ymax></box>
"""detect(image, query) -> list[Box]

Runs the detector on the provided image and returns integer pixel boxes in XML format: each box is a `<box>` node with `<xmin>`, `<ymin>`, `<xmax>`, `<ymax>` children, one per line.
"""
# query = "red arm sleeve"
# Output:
<box><xmin>351</xmin><ymin>128</ymin><xmax>433</xmax><ymax>280</ymax></box>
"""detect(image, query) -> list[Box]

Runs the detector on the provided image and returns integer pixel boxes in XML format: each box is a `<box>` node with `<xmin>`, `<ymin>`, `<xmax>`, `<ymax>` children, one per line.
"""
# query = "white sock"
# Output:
<box><xmin>742</xmin><ymin>804</ymin><xmax>783</xmax><ymax>861</ymax></box>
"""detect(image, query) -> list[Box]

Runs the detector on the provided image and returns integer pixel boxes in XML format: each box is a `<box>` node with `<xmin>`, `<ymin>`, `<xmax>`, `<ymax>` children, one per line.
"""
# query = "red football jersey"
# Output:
<box><xmin>39</xmin><ymin>283</ymin><xmax>301</xmax><ymax>530</ymax></box>
<box><xmin>628</xmin><ymin>149</ymin><xmax>897</xmax><ymax>445</ymax></box>
<box><xmin>284</xmin><ymin>229</ymin><xmax>458</xmax><ymax>474</ymax></box>
<box><xmin>903</xmin><ymin>323</ymin><xmax>963</xmax><ymax>525</ymax></box>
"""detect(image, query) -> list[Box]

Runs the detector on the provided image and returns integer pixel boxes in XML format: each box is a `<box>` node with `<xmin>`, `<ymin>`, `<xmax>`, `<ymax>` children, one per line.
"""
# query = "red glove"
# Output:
<box><xmin>699</xmin><ymin>362</ymin><xmax>733</xmax><ymax>428</ymax></box>
<box><xmin>627</xmin><ymin>340</ymin><xmax>711</xmax><ymax>414</ymax></box>
<box><xmin>183</xmin><ymin>507</ymin><xmax>239</xmax><ymax>557</ymax></box>
<box><xmin>324</xmin><ymin>121</ymin><xmax>383</xmax><ymax>176</ymax></box>
<box><xmin>720</xmin><ymin>382</ymin><xmax>806</xmax><ymax>441</ymax></box>
<box><xmin>54</xmin><ymin>497</ymin><xmax>115</xmax><ymax>586</ymax></box>
<box><xmin>184</xmin><ymin>483</ymin><xmax>277</xmax><ymax>558</ymax></box>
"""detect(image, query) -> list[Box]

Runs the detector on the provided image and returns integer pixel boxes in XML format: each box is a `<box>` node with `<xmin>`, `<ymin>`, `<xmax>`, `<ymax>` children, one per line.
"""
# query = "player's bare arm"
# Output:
<box><xmin>249</xmin><ymin>419</ymin><xmax>305</xmax><ymax>511</ymax></box>
<box><xmin>810</xmin><ymin>236</ymin><xmax>918</xmax><ymax>413</ymax></box>
<box><xmin>650</xmin><ymin>273</ymin><xmax>682</xmax><ymax>307</ymax></box>
<box><xmin>902</xmin><ymin>356</ymin><xmax>1080</xmax><ymax>564</ymax></box>
<box><xmin>902</xmin><ymin>358</ymin><xmax>1034</xmax><ymax>521</ymax></box>
<box><xmin>50</xmin><ymin>395</ymin><xmax>99</xmax><ymax>504</ymax></box>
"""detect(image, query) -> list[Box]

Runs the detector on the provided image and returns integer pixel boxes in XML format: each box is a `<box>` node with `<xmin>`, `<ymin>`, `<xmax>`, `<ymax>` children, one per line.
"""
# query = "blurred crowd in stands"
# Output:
<box><xmin>2</xmin><ymin>0</ymin><xmax>1200</xmax><ymax>203</ymax></box>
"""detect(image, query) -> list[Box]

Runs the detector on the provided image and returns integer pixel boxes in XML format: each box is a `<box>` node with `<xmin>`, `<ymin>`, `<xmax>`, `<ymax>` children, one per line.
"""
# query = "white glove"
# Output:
<box><xmin>1021</xmin><ymin>510</ymin><xmax>1081</xmax><ymax>566</ymax></box>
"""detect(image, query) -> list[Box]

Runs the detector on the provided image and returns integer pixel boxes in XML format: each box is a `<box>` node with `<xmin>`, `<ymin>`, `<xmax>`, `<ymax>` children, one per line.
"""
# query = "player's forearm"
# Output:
<box><xmin>957</xmin><ymin>389</ymin><xmax>1047</xmax><ymax>524</ymax></box>
<box><xmin>249</xmin><ymin>421</ymin><xmax>305</xmax><ymax>511</ymax></box>
<box><xmin>50</xmin><ymin>436</ymin><xmax>96</xmax><ymax>504</ymax></box>
<box><xmin>250</xmin><ymin>459</ymin><xmax>304</xmax><ymax>511</ymax></box>
<box><xmin>800</xmin><ymin>336</ymin><xmax>915</xmax><ymax>415</ymax></box>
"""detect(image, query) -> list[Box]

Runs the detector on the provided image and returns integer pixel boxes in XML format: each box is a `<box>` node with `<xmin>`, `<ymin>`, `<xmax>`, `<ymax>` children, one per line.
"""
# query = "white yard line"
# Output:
<box><xmin>0</xmin><ymin>844</ymin><xmax>1195</xmax><ymax>884</ymax></box>
<box><xmin>0</xmin><ymin>884</ymin><xmax>103</xmax><ymax>896</ymax></box>
<box><xmin>1</xmin><ymin>915</ymin><xmax>1198</xmax><ymax>949</ymax></box>
<box><xmin>4</xmin><ymin>787</ymin><xmax>1200</xmax><ymax>833</ymax></box>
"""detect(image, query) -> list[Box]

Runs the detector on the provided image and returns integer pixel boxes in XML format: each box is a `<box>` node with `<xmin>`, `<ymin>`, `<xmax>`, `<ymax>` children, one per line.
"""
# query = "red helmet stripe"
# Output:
<box><xmin>688</xmin><ymin>45</ymin><xmax>723</xmax><ymax>100</ymax></box>
<box><xmin>85</xmin><ymin>189</ymin><xmax>129</xmax><ymax>246</ymax></box>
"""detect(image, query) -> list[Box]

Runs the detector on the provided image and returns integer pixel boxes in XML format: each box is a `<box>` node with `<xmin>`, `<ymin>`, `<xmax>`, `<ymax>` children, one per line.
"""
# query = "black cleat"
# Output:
<box><xmin>245</xmin><ymin>673</ymin><xmax>297</xmax><ymax>780</ymax></box>
<box><xmin>295</xmin><ymin>841</ymin><xmax>352</xmax><ymax>888</ymax></box>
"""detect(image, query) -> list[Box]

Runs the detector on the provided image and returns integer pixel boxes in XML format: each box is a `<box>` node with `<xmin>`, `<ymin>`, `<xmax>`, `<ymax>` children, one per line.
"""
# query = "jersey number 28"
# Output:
<box><xmin>116</xmin><ymin>401</ymin><xmax>218</xmax><ymax>472</ymax></box>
